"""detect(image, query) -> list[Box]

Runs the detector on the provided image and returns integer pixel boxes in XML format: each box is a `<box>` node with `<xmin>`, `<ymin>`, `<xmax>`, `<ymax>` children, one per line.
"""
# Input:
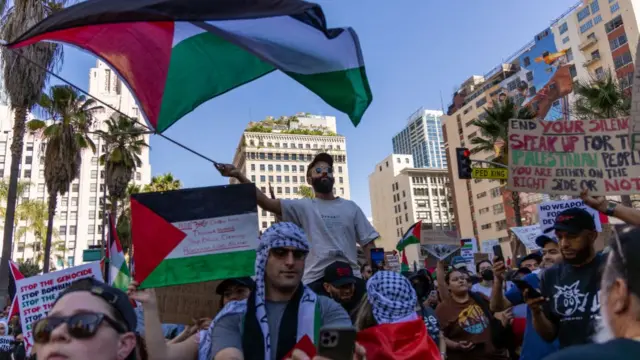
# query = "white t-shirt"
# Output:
<box><xmin>281</xmin><ymin>197</ymin><xmax>379</xmax><ymax>283</ymax></box>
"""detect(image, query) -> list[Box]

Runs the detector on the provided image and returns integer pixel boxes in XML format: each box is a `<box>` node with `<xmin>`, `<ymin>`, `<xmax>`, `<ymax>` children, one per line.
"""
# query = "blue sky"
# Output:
<box><xmin>53</xmin><ymin>0</ymin><xmax>579</xmax><ymax>217</ymax></box>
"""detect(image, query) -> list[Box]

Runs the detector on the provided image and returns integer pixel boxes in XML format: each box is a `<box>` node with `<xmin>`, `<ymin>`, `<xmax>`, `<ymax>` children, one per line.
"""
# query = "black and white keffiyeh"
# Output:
<box><xmin>251</xmin><ymin>222</ymin><xmax>317</xmax><ymax>360</ymax></box>
<box><xmin>367</xmin><ymin>270</ymin><xmax>418</xmax><ymax>324</ymax></box>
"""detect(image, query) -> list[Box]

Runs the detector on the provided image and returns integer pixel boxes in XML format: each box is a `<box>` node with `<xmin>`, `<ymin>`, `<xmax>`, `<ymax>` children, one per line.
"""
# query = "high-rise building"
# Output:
<box><xmin>443</xmin><ymin>0</ymin><xmax>640</xmax><ymax>253</ymax></box>
<box><xmin>368</xmin><ymin>154</ymin><xmax>455</xmax><ymax>265</ymax></box>
<box><xmin>0</xmin><ymin>60</ymin><xmax>151</xmax><ymax>267</ymax></box>
<box><xmin>230</xmin><ymin>113</ymin><xmax>350</xmax><ymax>232</ymax></box>
<box><xmin>392</xmin><ymin>108</ymin><xmax>447</xmax><ymax>169</ymax></box>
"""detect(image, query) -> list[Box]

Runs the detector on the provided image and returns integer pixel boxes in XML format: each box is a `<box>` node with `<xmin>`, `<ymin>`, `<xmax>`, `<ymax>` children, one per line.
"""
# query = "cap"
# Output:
<box><xmin>544</xmin><ymin>208</ymin><xmax>595</xmax><ymax>234</ymax></box>
<box><xmin>535</xmin><ymin>235</ymin><xmax>557</xmax><ymax>248</ymax></box>
<box><xmin>518</xmin><ymin>252</ymin><xmax>542</xmax><ymax>268</ymax></box>
<box><xmin>55</xmin><ymin>278</ymin><xmax>136</xmax><ymax>333</ymax></box>
<box><xmin>215</xmin><ymin>277</ymin><xmax>255</xmax><ymax>295</ymax></box>
<box><xmin>613</xmin><ymin>225</ymin><xmax>640</xmax><ymax>297</ymax></box>
<box><xmin>451</xmin><ymin>256</ymin><xmax>467</xmax><ymax>270</ymax></box>
<box><xmin>307</xmin><ymin>153</ymin><xmax>334</xmax><ymax>175</ymax></box>
<box><xmin>324</xmin><ymin>261</ymin><xmax>356</xmax><ymax>287</ymax></box>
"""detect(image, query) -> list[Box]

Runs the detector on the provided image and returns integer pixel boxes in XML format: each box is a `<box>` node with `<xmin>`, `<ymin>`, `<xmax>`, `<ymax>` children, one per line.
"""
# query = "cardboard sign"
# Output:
<box><xmin>420</xmin><ymin>230</ymin><xmax>461</xmax><ymax>260</ymax></box>
<box><xmin>0</xmin><ymin>336</ymin><xmax>13</xmax><ymax>352</ymax></box>
<box><xmin>16</xmin><ymin>262</ymin><xmax>102</xmax><ymax>354</ymax></box>
<box><xmin>508</xmin><ymin>118</ymin><xmax>640</xmax><ymax>195</ymax></box>
<box><xmin>538</xmin><ymin>199</ymin><xmax>602</xmax><ymax>239</ymax></box>
<box><xmin>155</xmin><ymin>280</ymin><xmax>222</xmax><ymax>324</ymax></box>
<box><xmin>510</xmin><ymin>225</ymin><xmax>542</xmax><ymax>250</ymax></box>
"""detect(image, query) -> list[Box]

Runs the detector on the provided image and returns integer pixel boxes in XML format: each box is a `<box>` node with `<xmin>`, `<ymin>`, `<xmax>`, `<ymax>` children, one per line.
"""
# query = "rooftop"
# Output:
<box><xmin>244</xmin><ymin>113</ymin><xmax>338</xmax><ymax>136</ymax></box>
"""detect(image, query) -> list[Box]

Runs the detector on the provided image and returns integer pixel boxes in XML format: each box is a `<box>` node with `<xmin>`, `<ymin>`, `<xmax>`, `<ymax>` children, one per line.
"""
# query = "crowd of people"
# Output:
<box><xmin>5</xmin><ymin>152</ymin><xmax>640</xmax><ymax>360</ymax></box>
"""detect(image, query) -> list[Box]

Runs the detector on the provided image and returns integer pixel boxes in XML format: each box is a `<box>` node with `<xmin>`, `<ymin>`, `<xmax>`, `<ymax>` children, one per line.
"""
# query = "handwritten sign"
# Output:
<box><xmin>0</xmin><ymin>336</ymin><xmax>13</xmax><ymax>352</ymax></box>
<box><xmin>480</xmin><ymin>239</ymin><xmax>499</xmax><ymax>257</ymax></box>
<box><xmin>538</xmin><ymin>199</ymin><xmax>602</xmax><ymax>239</ymax></box>
<box><xmin>510</xmin><ymin>225</ymin><xmax>542</xmax><ymax>250</ymax></box>
<box><xmin>508</xmin><ymin>118</ymin><xmax>640</xmax><ymax>195</ymax></box>
<box><xmin>16</xmin><ymin>262</ymin><xmax>102</xmax><ymax>354</ymax></box>
<box><xmin>420</xmin><ymin>230</ymin><xmax>461</xmax><ymax>260</ymax></box>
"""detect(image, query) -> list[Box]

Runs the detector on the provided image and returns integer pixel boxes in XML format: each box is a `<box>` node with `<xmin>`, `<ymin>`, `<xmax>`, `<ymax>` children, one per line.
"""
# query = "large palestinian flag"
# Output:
<box><xmin>131</xmin><ymin>184</ymin><xmax>258</xmax><ymax>288</ymax></box>
<box><xmin>6</xmin><ymin>0</ymin><xmax>372</xmax><ymax>133</ymax></box>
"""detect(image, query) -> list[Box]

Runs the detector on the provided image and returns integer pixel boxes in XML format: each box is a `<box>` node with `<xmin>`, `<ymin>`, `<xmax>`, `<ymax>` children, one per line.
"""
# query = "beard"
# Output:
<box><xmin>593</xmin><ymin>293</ymin><xmax>615</xmax><ymax>344</ymax></box>
<box><xmin>312</xmin><ymin>177</ymin><xmax>334</xmax><ymax>194</ymax></box>
<box><xmin>563</xmin><ymin>246</ymin><xmax>593</xmax><ymax>265</ymax></box>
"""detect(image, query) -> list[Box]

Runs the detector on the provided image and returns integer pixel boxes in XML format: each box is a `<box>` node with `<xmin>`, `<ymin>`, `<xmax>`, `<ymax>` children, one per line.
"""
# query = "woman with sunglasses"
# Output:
<box><xmin>33</xmin><ymin>278</ymin><xmax>137</xmax><ymax>360</ymax></box>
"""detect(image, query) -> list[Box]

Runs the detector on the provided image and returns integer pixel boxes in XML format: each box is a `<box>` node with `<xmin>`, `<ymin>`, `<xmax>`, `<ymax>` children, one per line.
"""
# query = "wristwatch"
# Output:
<box><xmin>604</xmin><ymin>201</ymin><xmax>617</xmax><ymax>216</ymax></box>
<box><xmin>441</xmin><ymin>352</ymin><xmax>447</xmax><ymax>359</ymax></box>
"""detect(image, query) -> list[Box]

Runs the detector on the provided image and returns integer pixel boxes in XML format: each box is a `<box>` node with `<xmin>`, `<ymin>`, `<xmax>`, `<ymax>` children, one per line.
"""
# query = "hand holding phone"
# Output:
<box><xmin>492</xmin><ymin>244</ymin><xmax>504</xmax><ymax>262</ymax></box>
<box><xmin>317</xmin><ymin>326</ymin><xmax>356</xmax><ymax>359</ymax></box>
<box><xmin>370</xmin><ymin>248</ymin><xmax>385</xmax><ymax>271</ymax></box>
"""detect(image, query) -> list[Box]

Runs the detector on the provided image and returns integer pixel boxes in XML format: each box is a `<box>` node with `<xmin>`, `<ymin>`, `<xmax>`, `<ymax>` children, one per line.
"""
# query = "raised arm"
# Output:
<box><xmin>217</xmin><ymin>163</ymin><xmax>282</xmax><ymax>216</ymax></box>
<box><xmin>581</xmin><ymin>189</ymin><xmax>640</xmax><ymax>226</ymax></box>
<box><xmin>489</xmin><ymin>260</ymin><xmax>512</xmax><ymax>312</ymax></box>
<box><xmin>436</xmin><ymin>260</ymin><xmax>451</xmax><ymax>304</ymax></box>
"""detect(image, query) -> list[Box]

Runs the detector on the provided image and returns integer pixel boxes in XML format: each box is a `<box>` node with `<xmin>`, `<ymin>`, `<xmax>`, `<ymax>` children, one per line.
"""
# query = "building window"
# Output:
<box><xmin>276</xmin><ymin>176</ymin><xmax>282</xmax><ymax>183</ymax></box>
<box><xmin>476</xmin><ymin>191</ymin><xmax>487</xmax><ymax>199</ymax></box>
<box><xmin>593</xmin><ymin>14</ymin><xmax>603</xmax><ymax>24</ymax></box>
<box><xmin>60</xmin><ymin>212</ymin><xmax>67</xmax><ymax>220</ymax></box>
<box><xmin>72</xmin><ymin>183</ymin><xmax>79</xmax><ymax>192</ymax></box>
<box><xmin>91</xmin><ymin>170</ymin><xmax>97</xmax><ymax>179</ymax></box>
<box><xmin>25</xmin><ymin>156</ymin><xmax>32</xmax><ymax>164</ymax></box>
<box><xmin>276</xmin><ymin>165</ymin><xmax>281</xmax><ymax>172</ymax></box>
<box><xmin>89</xmin><ymin>212</ymin><xmax>95</xmax><ymax>219</ymax></box>
<box><xmin>614</xmin><ymin>51</ymin><xmax>632</xmax><ymax>69</ymax></box>
<box><xmin>577</xmin><ymin>6</ymin><xmax>590</xmax><ymax>22</ymax></box>
<box><xmin>481</xmin><ymin>223</ymin><xmax>492</xmax><ymax>230</ymax></box>
<box><xmin>90</xmin><ymin>183</ymin><xmax>97</xmax><ymax>192</ymax></box>
<box><xmin>605</xmin><ymin>15</ymin><xmax>623</xmax><ymax>33</ymax></box>
<box><xmin>91</xmin><ymin>157</ymin><xmax>98</xmax><ymax>165</ymax></box>
<box><xmin>569</xmin><ymin>64</ymin><xmax>577</xmax><ymax>78</ymax></box>
<box><xmin>250</xmin><ymin>164</ymin><xmax>255</xmax><ymax>171</ymax></box>
<box><xmin>260</xmin><ymin>175</ymin><xmax>266</xmax><ymax>182</ymax></box>
<box><xmin>559</xmin><ymin>22</ymin><xmax>569</xmax><ymax>34</ymax></box>
<box><xmin>562</xmin><ymin>36</ymin><xmax>570</xmax><ymax>44</ymax></box>
<box><xmin>59</xmin><ymin>225</ymin><xmax>66</xmax><ymax>235</ymax></box>
<box><xmin>268</xmin><ymin>176</ymin><xmax>274</xmax><ymax>183</ymax></box>
<box><xmin>609</xmin><ymin>34</ymin><xmax>627</xmax><ymax>51</ymax></box>
<box><xmin>580</xmin><ymin>19</ymin><xmax>594</xmax><ymax>33</ymax></box>
<box><xmin>610</xmin><ymin>2</ymin><xmax>620</xmax><ymax>13</ymax></box>
<box><xmin>590</xmin><ymin>1</ymin><xmax>599</xmax><ymax>14</ymax></box>
<box><xmin>71</xmin><ymin>197</ymin><xmax>78</xmax><ymax>206</ymax></box>
<box><xmin>26</xmin><ymin>142</ymin><xmax>34</xmax><ymax>152</ymax></box>
<box><xmin>70</xmin><ymin>211</ymin><xmax>77</xmax><ymax>220</ymax></box>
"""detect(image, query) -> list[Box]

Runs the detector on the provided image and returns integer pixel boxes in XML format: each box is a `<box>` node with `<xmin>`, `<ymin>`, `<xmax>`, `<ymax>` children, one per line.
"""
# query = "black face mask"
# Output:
<box><xmin>311</xmin><ymin>176</ymin><xmax>334</xmax><ymax>194</ymax></box>
<box><xmin>481</xmin><ymin>269</ymin><xmax>494</xmax><ymax>281</ymax></box>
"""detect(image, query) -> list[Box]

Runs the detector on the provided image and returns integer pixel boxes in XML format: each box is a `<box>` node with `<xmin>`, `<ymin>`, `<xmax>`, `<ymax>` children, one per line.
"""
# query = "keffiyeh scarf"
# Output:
<box><xmin>198</xmin><ymin>222</ymin><xmax>318</xmax><ymax>360</ymax></box>
<box><xmin>367</xmin><ymin>270</ymin><xmax>418</xmax><ymax>324</ymax></box>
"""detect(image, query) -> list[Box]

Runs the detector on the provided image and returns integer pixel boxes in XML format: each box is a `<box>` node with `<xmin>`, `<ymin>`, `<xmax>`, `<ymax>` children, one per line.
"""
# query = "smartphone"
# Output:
<box><xmin>370</xmin><ymin>248</ymin><xmax>385</xmax><ymax>269</ymax></box>
<box><xmin>512</xmin><ymin>279</ymin><xmax>543</xmax><ymax>299</ymax></box>
<box><xmin>317</xmin><ymin>326</ymin><xmax>356</xmax><ymax>359</ymax></box>
<box><xmin>492</xmin><ymin>244</ymin><xmax>504</xmax><ymax>261</ymax></box>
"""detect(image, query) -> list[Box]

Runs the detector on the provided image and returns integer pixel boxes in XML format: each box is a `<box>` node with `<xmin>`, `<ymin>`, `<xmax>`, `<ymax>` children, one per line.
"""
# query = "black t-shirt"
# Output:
<box><xmin>543</xmin><ymin>338</ymin><xmax>640</xmax><ymax>360</ymax></box>
<box><xmin>540</xmin><ymin>253</ymin><xmax>605</xmax><ymax>348</ymax></box>
<box><xmin>419</xmin><ymin>305</ymin><xmax>441</xmax><ymax>344</ymax></box>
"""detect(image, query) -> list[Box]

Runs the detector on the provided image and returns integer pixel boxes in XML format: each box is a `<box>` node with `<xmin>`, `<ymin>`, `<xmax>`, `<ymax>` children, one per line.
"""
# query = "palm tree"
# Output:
<box><xmin>0</xmin><ymin>178</ymin><xmax>31</xmax><ymax>221</ymax></box>
<box><xmin>114</xmin><ymin>184</ymin><xmax>141</xmax><ymax>252</ymax></box>
<box><xmin>143</xmin><ymin>173</ymin><xmax>182</xmax><ymax>193</ymax></box>
<box><xmin>572</xmin><ymin>72</ymin><xmax>632</xmax><ymax>207</ymax></box>
<box><xmin>97</xmin><ymin>114</ymin><xmax>148</xmax><ymax>216</ymax></box>
<box><xmin>573</xmin><ymin>72</ymin><xmax>631</xmax><ymax>120</ymax></box>
<box><xmin>27</xmin><ymin>85</ymin><xmax>98</xmax><ymax>273</ymax></box>
<box><xmin>0</xmin><ymin>0</ymin><xmax>66</xmax><ymax>298</ymax></box>
<box><xmin>14</xmin><ymin>199</ymin><xmax>62</xmax><ymax>271</ymax></box>
<box><xmin>298</xmin><ymin>185</ymin><xmax>315</xmax><ymax>199</ymax></box>
<box><xmin>469</xmin><ymin>98</ymin><xmax>536</xmax><ymax>228</ymax></box>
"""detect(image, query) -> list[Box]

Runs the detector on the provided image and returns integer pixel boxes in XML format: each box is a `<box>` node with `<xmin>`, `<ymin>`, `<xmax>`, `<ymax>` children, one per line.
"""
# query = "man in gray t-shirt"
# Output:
<box><xmin>218</xmin><ymin>153</ymin><xmax>380</xmax><ymax>286</ymax></box>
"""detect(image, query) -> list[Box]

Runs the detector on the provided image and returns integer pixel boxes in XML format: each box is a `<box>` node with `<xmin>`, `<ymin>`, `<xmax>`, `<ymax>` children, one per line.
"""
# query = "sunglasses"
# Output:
<box><xmin>270</xmin><ymin>247</ymin><xmax>308</xmax><ymax>260</ymax></box>
<box><xmin>314</xmin><ymin>167</ymin><xmax>333</xmax><ymax>174</ymax></box>
<box><xmin>33</xmin><ymin>312</ymin><xmax>126</xmax><ymax>344</ymax></box>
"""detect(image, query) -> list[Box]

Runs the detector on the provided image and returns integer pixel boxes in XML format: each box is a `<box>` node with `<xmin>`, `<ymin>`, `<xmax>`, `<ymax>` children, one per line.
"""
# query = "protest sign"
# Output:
<box><xmin>0</xmin><ymin>336</ymin><xmax>13</xmax><ymax>352</ymax></box>
<box><xmin>460</xmin><ymin>238</ymin><xmax>478</xmax><ymax>273</ymax></box>
<box><xmin>132</xmin><ymin>184</ymin><xmax>258</xmax><ymax>289</ymax></box>
<box><xmin>480</xmin><ymin>239</ymin><xmax>499</xmax><ymax>257</ymax></box>
<box><xmin>507</xmin><ymin>118</ymin><xmax>640</xmax><ymax>196</ymax></box>
<box><xmin>510</xmin><ymin>225</ymin><xmax>542</xmax><ymax>250</ymax></box>
<box><xmin>16</xmin><ymin>262</ymin><xmax>102</xmax><ymax>354</ymax></box>
<box><xmin>419</xmin><ymin>230</ymin><xmax>461</xmax><ymax>260</ymax></box>
<box><xmin>538</xmin><ymin>199</ymin><xmax>602</xmax><ymax>239</ymax></box>
<box><xmin>155</xmin><ymin>280</ymin><xmax>221</xmax><ymax>324</ymax></box>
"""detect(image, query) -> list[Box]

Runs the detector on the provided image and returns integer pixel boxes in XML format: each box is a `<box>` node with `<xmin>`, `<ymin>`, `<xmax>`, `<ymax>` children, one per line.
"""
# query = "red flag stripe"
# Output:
<box><xmin>10</xmin><ymin>22</ymin><xmax>174</xmax><ymax>129</ymax></box>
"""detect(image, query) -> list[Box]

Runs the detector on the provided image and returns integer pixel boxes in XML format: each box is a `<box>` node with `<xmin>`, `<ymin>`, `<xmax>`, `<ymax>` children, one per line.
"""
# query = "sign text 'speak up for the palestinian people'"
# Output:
<box><xmin>508</xmin><ymin>118</ymin><xmax>639</xmax><ymax>196</ymax></box>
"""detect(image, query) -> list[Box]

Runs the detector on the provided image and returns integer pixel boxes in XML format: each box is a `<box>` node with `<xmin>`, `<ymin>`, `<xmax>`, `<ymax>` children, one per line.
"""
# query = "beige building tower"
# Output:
<box><xmin>230</xmin><ymin>113</ymin><xmax>350</xmax><ymax>232</ymax></box>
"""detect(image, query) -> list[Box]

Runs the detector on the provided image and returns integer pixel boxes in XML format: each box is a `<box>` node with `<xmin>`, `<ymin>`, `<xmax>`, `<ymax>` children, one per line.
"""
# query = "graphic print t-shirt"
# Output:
<box><xmin>419</xmin><ymin>305</ymin><xmax>441</xmax><ymax>344</ymax></box>
<box><xmin>435</xmin><ymin>295</ymin><xmax>508</xmax><ymax>360</ymax></box>
<box><xmin>540</xmin><ymin>253</ymin><xmax>605</xmax><ymax>348</ymax></box>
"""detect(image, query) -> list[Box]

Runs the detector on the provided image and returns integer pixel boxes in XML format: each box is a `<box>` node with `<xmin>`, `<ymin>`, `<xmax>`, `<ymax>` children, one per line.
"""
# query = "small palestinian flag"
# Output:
<box><xmin>400</xmin><ymin>251</ymin><xmax>410</xmax><ymax>273</ymax></box>
<box><xmin>7</xmin><ymin>260</ymin><xmax>25</xmax><ymax>319</ymax></box>
<box><xmin>131</xmin><ymin>184</ymin><xmax>258</xmax><ymax>288</ymax></box>
<box><xmin>6</xmin><ymin>0</ymin><xmax>372</xmax><ymax>133</ymax></box>
<box><xmin>106</xmin><ymin>214</ymin><xmax>131</xmax><ymax>292</ymax></box>
<box><xmin>396</xmin><ymin>221</ymin><xmax>422</xmax><ymax>251</ymax></box>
